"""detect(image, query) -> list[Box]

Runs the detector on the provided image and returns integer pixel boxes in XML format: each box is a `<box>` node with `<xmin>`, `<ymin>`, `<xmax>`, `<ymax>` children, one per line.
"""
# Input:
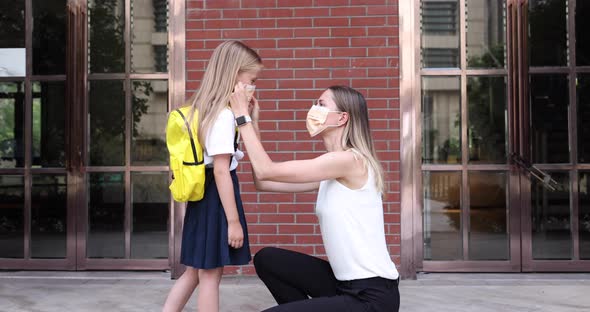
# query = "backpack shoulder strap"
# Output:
<box><xmin>176</xmin><ymin>108</ymin><xmax>203</xmax><ymax>166</ymax></box>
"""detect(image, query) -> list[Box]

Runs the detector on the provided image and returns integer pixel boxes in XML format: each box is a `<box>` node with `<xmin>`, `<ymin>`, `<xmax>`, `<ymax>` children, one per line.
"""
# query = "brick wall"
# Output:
<box><xmin>185</xmin><ymin>0</ymin><xmax>400</xmax><ymax>275</ymax></box>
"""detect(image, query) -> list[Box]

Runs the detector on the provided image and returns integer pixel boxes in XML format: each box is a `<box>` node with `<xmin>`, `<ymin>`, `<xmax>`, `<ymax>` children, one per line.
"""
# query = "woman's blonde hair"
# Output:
<box><xmin>189</xmin><ymin>40</ymin><xmax>262</xmax><ymax>143</ymax></box>
<box><xmin>328</xmin><ymin>86</ymin><xmax>385</xmax><ymax>194</ymax></box>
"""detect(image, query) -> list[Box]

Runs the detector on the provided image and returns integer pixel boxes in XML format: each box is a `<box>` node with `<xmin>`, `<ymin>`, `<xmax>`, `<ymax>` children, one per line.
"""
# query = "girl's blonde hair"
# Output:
<box><xmin>189</xmin><ymin>41</ymin><xmax>262</xmax><ymax>143</ymax></box>
<box><xmin>328</xmin><ymin>86</ymin><xmax>385</xmax><ymax>194</ymax></box>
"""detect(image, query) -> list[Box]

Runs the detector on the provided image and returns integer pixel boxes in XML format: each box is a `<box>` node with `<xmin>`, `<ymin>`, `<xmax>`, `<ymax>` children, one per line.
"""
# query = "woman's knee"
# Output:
<box><xmin>253</xmin><ymin>247</ymin><xmax>279</xmax><ymax>272</ymax></box>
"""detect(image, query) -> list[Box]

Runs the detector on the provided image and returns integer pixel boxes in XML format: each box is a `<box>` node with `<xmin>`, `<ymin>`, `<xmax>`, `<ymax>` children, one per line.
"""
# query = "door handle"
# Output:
<box><xmin>510</xmin><ymin>153</ymin><xmax>558</xmax><ymax>191</ymax></box>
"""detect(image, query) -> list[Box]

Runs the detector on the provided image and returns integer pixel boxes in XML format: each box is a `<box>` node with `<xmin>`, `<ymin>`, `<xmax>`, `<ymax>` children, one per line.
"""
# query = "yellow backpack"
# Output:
<box><xmin>166</xmin><ymin>106</ymin><xmax>205</xmax><ymax>202</ymax></box>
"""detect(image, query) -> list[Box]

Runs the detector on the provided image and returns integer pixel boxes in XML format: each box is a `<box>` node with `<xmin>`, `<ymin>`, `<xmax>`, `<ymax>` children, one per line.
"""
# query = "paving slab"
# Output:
<box><xmin>1</xmin><ymin>272</ymin><xmax>589</xmax><ymax>311</ymax></box>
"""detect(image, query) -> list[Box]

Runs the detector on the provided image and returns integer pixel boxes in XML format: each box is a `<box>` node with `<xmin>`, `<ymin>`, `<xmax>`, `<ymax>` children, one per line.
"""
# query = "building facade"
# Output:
<box><xmin>0</xmin><ymin>0</ymin><xmax>589</xmax><ymax>279</ymax></box>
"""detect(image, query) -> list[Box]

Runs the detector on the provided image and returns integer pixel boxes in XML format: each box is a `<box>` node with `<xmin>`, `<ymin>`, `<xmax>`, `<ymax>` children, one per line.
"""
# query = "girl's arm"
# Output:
<box><xmin>213</xmin><ymin>154</ymin><xmax>243</xmax><ymax>249</ymax></box>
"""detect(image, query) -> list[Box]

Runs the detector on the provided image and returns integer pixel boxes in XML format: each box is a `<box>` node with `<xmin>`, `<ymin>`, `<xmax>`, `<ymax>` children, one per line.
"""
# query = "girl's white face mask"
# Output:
<box><xmin>306</xmin><ymin>105</ymin><xmax>341</xmax><ymax>137</ymax></box>
<box><xmin>245</xmin><ymin>84</ymin><xmax>256</xmax><ymax>102</ymax></box>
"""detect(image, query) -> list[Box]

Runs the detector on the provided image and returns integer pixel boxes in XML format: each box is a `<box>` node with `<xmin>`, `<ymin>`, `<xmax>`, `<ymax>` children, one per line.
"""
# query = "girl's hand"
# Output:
<box><xmin>229</xmin><ymin>82</ymin><xmax>250</xmax><ymax>117</ymax></box>
<box><xmin>228</xmin><ymin>220</ymin><xmax>244</xmax><ymax>249</ymax></box>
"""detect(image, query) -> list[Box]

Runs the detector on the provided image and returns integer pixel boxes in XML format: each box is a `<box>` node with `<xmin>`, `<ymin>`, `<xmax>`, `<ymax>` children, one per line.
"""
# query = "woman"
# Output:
<box><xmin>229</xmin><ymin>84</ymin><xmax>400</xmax><ymax>312</ymax></box>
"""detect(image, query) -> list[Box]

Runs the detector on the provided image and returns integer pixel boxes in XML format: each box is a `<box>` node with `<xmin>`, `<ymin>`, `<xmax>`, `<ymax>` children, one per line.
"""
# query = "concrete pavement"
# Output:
<box><xmin>1</xmin><ymin>271</ymin><xmax>590</xmax><ymax>311</ymax></box>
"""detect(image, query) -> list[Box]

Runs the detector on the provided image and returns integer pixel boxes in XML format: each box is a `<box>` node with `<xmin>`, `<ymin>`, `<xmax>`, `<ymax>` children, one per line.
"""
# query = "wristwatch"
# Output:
<box><xmin>235</xmin><ymin>115</ymin><xmax>252</xmax><ymax>127</ymax></box>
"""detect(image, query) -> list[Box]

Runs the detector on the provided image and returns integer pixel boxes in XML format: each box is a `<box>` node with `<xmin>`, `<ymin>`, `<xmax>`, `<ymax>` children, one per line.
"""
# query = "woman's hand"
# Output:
<box><xmin>249</xmin><ymin>95</ymin><xmax>260</xmax><ymax>123</ymax></box>
<box><xmin>229</xmin><ymin>82</ymin><xmax>250</xmax><ymax>117</ymax></box>
<box><xmin>228</xmin><ymin>220</ymin><xmax>244</xmax><ymax>249</ymax></box>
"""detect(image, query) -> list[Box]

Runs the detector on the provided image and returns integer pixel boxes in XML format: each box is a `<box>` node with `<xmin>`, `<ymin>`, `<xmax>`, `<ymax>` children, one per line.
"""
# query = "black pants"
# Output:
<box><xmin>254</xmin><ymin>247</ymin><xmax>400</xmax><ymax>312</ymax></box>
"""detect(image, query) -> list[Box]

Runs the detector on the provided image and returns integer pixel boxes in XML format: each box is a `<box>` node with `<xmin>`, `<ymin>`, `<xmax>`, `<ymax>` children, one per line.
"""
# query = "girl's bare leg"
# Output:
<box><xmin>197</xmin><ymin>267</ymin><xmax>224</xmax><ymax>312</ymax></box>
<box><xmin>162</xmin><ymin>267</ymin><xmax>200</xmax><ymax>312</ymax></box>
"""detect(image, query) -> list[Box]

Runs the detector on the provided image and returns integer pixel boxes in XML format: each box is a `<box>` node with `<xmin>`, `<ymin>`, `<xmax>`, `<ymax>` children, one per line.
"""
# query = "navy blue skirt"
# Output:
<box><xmin>180</xmin><ymin>169</ymin><xmax>251</xmax><ymax>269</ymax></box>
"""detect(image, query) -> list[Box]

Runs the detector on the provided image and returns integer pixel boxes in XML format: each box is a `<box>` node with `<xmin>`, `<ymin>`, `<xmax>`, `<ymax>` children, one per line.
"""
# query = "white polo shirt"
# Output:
<box><xmin>204</xmin><ymin>108</ymin><xmax>243</xmax><ymax>170</ymax></box>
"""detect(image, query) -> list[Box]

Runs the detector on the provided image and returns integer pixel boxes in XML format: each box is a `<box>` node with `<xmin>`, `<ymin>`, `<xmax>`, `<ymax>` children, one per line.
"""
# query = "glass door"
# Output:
<box><xmin>517</xmin><ymin>0</ymin><xmax>590</xmax><ymax>271</ymax></box>
<box><xmin>0</xmin><ymin>0</ymin><xmax>73</xmax><ymax>269</ymax></box>
<box><xmin>0</xmin><ymin>0</ymin><xmax>174</xmax><ymax>271</ymax></box>
<box><xmin>79</xmin><ymin>0</ymin><xmax>171</xmax><ymax>270</ymax></box>
<box><xmin>420</xmin><ymin>0</ymin><xmax>519</xmax><ymax>271</ymax></box>
<box><xmin>417</xmin><ymin>0</ymin><xmax>590</xmax><ymax>272</ymax></box>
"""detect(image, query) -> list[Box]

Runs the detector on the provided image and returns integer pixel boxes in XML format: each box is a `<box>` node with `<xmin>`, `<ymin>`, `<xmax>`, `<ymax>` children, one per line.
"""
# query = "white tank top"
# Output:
<box><xmin>315</xmin><ymin>167</ymin><xmax>400</xmax><ymax>281</ymax></box>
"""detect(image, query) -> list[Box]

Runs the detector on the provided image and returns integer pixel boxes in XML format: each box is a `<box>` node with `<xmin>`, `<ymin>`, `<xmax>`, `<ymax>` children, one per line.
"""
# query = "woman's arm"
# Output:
<box><xmin>213</xmin><ymin>154</ymin><xmax>243</xmax><ymax>249</ymax></box>
<box><xmin>253</xmin><ymin>170</ymin><xmax>320</xmax><ymax>192</ymax></box>
<box><xmin>231</xmin><ymin>84</ymin><xmax>356</xmax><ymax>184</ymax></box>
<box><xmin>247</xmin><ymin>100</ymin><xmax>320</xmax><ymax>192</ymax></box>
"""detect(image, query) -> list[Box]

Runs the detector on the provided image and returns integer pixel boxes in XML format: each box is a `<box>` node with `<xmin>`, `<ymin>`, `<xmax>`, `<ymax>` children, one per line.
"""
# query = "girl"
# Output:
<box><xmin>230</xmin><ymin>84</ymin><xmax>400</xmax><ymax>312</ymax></box>
<box><xmin>163</xmin><ymin>40</ymin><xmax>262</xmax><ymax>312</ymax></box>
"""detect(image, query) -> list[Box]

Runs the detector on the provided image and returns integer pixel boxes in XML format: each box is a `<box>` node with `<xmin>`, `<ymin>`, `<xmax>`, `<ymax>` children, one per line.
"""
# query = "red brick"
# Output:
<box><xmin>243</xmin><ymin>0</ymin><xmax>277</xmax><ymax>8</ymax></box>
<box><xmin>351</xmin><ymin>16</ymin><xmax>387</xmax><ymax>26</ymax></box>
<box><xmin>314</xmin><ymin>38</ymin><xmax>350</xmax><ymax>47</ymax></box>
<box><xmin>278</xmin><ymin>203</ymin><xmax>314</xmax><ymax>213</ymax></box>
<box><xmin>295</xmin><ymin>214</ymin><xmax>318</xmax><ymax>223</ymax></box>
<box><xmin>314</xmin><ymin>18</ymin><xmax>349</xmax><ymax>27</ymax></box>
<box><xmin>203</xmin><ymin>18</ymin><xmax>239</xmax><ymax>29</ymax></box>
<box><xmin>333</xmin><ymin>68</ymin><xmax>366</xmax><ymax>78</ymax></box>
<box><xmin>332</xmin><ymin>27</ymin><xmax>367</xmax><ymax>37</ymax></box>
<box><xmin>277</xmin><ymin>18</ymin><xmax>312</xmax><ymax>28</ymax></box>
<box><xmin>222</xmin><ymin>9</ymin><xmax>258</xmax><ymax>18</ymax></box>
<box><xmin>367</xmin><ymin>26</ymin><xmax>397</xmax><ymax>36</ymax></box>
<box><xmin>186</xmin><ymin>30</ymin><xmax>220</xmax><ymax>40</ymax></box>
<box><xmin>259</xmin><ymin>235</ymin><xmax>295</xmax><ymax>244</ymax></box>
<box><xmin>243</xmin><ymin>39</ymin><xmax>277</xmax><ymax>49</ymax></box>
<box><xmin>187</xmin><ymin>1</ymin><xmax>204</xmax><ymax>10</ymax></box>
<box><xmin>367</xmin><ymin>5</ymin><xmax>397</xmax><ymax>15</ymax></box>
<box><xmin>350</xmin><ymin>0</ymin><xmax>387</xmax><ymax>4</ymax></box>
<box><xmin>368</xmin><ymin>68</ymin><xmax>397</xmax><ymax>77</ymax></box>
<box><xmin>242</xmin><ymin>19</ymin><xmax>277</xmax><ymax>28</ymax></box>
<box><xmin>222</xmin><ymin>29</ymin><xmax>257</xmax><ymax>39</ymax></box>
<box><xmin>279</xmin><ymin>79</ymin><xmax>314</xmax><ymax>89</ymax></box>
<box><xmin>294</xmin><ymin>48</ymin><xmax>331</xmax><ymax>58</ymax></box>
<box><xmin>294</xmin><ymin>27</ymin><xmax>330</xmax><ymax>38</ymax></box>
<box><xmin>278</xmin><ymin>38</ymin><xmax>313</xmax><ymax>48</ymax></box>
<box><xmin>293</xmin><ymin>8</ymin><xmax>330</xmax><ymax>17</ymax></box>
<box><xmin>245</xmin><ymin>202</ymin><xmax>278</xmax><ymax>213</ymax></box>
<box><xmin>330</xmin><ymin>6</ymin><xmax>367</xmax><ymax>16</ymax></box>
<box><xmin>351</xmin><ymin>57</ymin><xmax>388</xmax><ymax>67</ymax></box>
<box><xmin>249</xmin><ymin>224</ymin><xmax>278</xmax><ymax>234</ymax></box>
<box><xmin>186</xmin><ymin>41</ymin><xmax>204</xmax><ymax>50</ymax></box>
<box><xmin>314</xmin><ymin>58</ymin><xmax>349</xmax><ymax>68</ymax></box>
<box><xmin>259</xmin><ymin>48</ymin><xmax>293</xmax><ymax>58</ymax></box>
<box><xmin>295</xmin><ymin>235</ymin><xmax>323</xmax><ymax>244</ymax></box>
<box><xmin>259</xmin><ymin>28</ymin><xmax>294</xmax><ymax>38</ymax></box>
<box><xmin>278</xmin><ymin>59</ymin><xmax>313</xmax><ymax>68</ymax></box>
<box><xmin>291</xmin><ymin>89</ymin><xmax>319</xmax><ymax>99</ymax></box>
<box><xmin>351</xmin><ymin>37</ymin><xmax>387</xmax><ymax>47</ymax></box>
<box><xmin>294</xmin><ymin>69</ymin><xmax>331</xmax><ymax>78</ymax></box>
<box><xmin>314</xmin><ymin>80</ymin><xmax>353</xmax><ymax>90</ymax></box>
<box><xmin>277</xmin><ymin>0</ymin><xmax>313</xmax><ymax>7</ymax></box>
<box><xmin>260</xmin><ymin>214</ymin><xmax>295</xmax><ymax>223</ymax></box>
<box><xmin>258</xmin><ymin>8</ymin><xmax>293</xmax><ymax>18</ymax></box>
<box><xmin>315</xmin><ymin>0</ymin><xmax>352</xmax><ymax>6</ymax></box>
<box><xmin>204</xmin><ymin>40</ymin><xmax>226</xmax><ymax>49</ymax></box>
<box><xmin>332</xmin><ymin>47</ymin><xmax>367</xmax><ymax>57</ymax></box>
<box><xmin>279</xmin><ymin>224</ymin><xmax>315</xmax><ymax>234</ymax></box>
